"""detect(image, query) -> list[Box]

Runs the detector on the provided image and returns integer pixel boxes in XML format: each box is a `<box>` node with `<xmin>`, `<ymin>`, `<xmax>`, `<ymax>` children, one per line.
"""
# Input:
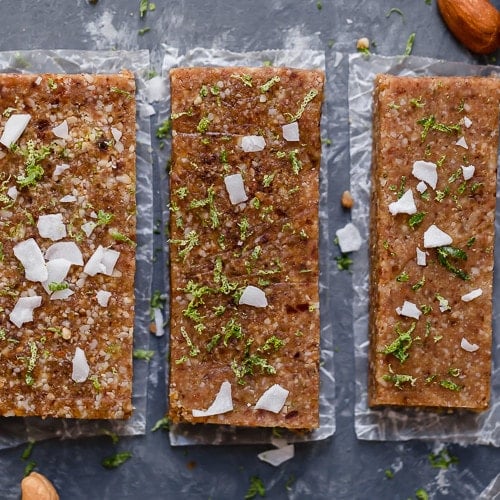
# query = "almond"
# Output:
<box><xmin>21</xmin><ymin>471</ymin><xmax>59</xmax><ymax>500</ymax></box>
<box><xmin>437</xmin><ymin>0</ymin><xmax>500</xmax><ymax>54</ymax></box>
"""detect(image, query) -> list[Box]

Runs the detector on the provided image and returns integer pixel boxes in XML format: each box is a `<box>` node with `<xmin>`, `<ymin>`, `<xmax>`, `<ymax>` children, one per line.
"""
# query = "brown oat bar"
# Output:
<box><xmin>369</xmin><ymin>74</ymin><xmax>500</xmax><ymax>410</ymax></box>
<box><xmin>169</xmin><ymin>66</ymin><xmax>324</xmax><ymax>429</ymax></box>
<box><xmin>0</xmin><ymin>72</ymin><xmax>136</xmax><ymax>419</ymax></box>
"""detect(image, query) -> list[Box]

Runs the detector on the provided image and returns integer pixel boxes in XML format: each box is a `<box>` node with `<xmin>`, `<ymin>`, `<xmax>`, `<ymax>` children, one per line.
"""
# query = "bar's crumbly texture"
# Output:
<box><xmin>0</xmin><ymin>72</ymin><xmax>136</xmax><ymax>419</ymax></box>
<box><xmin>169</xmin><ymin>66</ymin><xmax>324</xmax><ymax>429</ymax></box>
<box><xmin>369</xmin><ymin>75</ymin><xmax>500</xmax><ymax>410</ymax></box>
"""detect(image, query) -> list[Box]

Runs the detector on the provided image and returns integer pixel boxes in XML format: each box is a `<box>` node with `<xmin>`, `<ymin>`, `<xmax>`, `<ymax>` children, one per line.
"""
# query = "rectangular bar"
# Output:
<box><xmin>369</xmin><ymin>74</ymin><xmax>500</xmax><ymax>411</ymax></box>
<box><xmin>169</xmin><ymin>66</ymin><xmax>324</xmax><ymax>429</ymax></box>
<box><xmin>0</xmin><ymin>72</ymin><xmax>136</xmax><ymax>419</ymax></box>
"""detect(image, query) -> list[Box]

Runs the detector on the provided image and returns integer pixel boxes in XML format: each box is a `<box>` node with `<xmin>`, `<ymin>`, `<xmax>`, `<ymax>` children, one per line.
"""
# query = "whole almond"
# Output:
<box><xmin>21</xmin><ymin>471</ymin><xmax>59</xmax><ymax>500</ymax></box>
<box><xmin>437</xmin><ymin>0</ymin><xmax>500</xmax><ymax>54</ymax></box>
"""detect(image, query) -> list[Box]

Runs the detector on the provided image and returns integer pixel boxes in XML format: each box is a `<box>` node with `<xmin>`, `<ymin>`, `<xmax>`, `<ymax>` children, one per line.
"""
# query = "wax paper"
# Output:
<box><xmin>158</xmin><ymin>47</ymin><xmax>336</xmax><ymax>446</ymax></box>
<box><xmin>349</xmin><ymin>53</ymin><xmax>500</xmax><ymax>445</ymax></box>
<box><xmin>0</xmin><ymin>49</ymin><xmax>154</xmax><ymax>449</ymax></box>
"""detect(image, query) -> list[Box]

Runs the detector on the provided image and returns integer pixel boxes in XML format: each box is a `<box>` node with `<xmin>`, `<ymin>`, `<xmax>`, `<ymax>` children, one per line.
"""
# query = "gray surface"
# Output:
<box><xmin>0</xmin><ymin>1</ymin><xmax>499</xmax><ymax>499</ymax></box>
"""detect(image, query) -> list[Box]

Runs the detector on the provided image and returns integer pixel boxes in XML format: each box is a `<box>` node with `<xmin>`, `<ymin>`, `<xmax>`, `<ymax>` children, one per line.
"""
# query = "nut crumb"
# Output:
<box><xmin>341</xmin><ymin>190</ymin><xmax>354</xmax><ymax>209</ymax></box>
<box><xmin>21</xmin><ymin>471</ymin><xmax>59</xmax><ymax>500</ymax></box>
<box><xmin>356</xmin><ymin>37</ymin><xmax>370</xmax><ymax>51</ymax></box>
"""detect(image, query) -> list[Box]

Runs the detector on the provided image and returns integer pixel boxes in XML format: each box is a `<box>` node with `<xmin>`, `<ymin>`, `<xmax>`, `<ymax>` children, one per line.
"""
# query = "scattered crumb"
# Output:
<box><xmin>341</xmin><ymin>190</ymin><xmax>354</xmax><ymax>209</ymax></box>
<box><xmin>356</xmin><ymin>37</ymin><xmax>370</xmax><ymax>51</ymax></box>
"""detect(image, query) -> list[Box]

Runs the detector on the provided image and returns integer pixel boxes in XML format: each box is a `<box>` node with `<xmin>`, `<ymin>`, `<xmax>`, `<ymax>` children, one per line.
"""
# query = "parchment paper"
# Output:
<box><xmin>159</xmin><ymin>47</ymin><xmax>336</xmax><ymax>446</ymax></box>
<box><xmin>0</xmin><ymin>49</ymin><xmax>154</xmax><ymax>449</ymax></box>
<box><xmin>349</xmin><ymin>53</ymin><xmax>500</xmax><ymax>445</ymax></box>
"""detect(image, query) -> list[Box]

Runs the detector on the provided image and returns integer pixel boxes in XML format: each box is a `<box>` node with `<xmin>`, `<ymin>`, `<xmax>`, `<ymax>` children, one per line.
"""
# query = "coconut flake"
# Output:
<box><xmin>461</xmin><ymin>337</ymin><xmax>479</xmax><ymax>353</ymax></box>
<box><xmin>45</xmin><ymin>241</ymin><xmax>83</xmax><ymax>266</ymax></box>
<box><xmin>35</xmin><ymin>76</ymin><xmax>42</xmax><ymax>85</ymax></box>
<box><xmin>461</xmin><ymin>165</ymin><xmax>475</xmax><ymax>180</ymax></box>
<box><xmin>101</xmin><ymin>248</ymin><xmax>120</xmax><ymax>276</ymax></box>
<box><xmin>396</xmin><ymin>300</ymin><xmax>422</xmax><ymax>320</ymax></box>
<box><xmin>282</xmin><ymin>121</ymin><xmax>300</xmax><ymax>142</ymax></box>
<box><xmin>114</xmin><ymin>141</ymin><xmax>124</xmax><ymax>153</ymax></box>
<box><xmin>111</xmin><ymin>127</ymin><xmax>122</xmax><ymax>142</ymax></box>
<box><xmin>7</xmin><ymin>186</ymin><xmax>18</xmax><ymax>201</ymax></box>
<box><xmin>50</xmin><ymin>289</ymin><xmax>74</xmax><ymax>301</ymax></box>
<box><xmin>71</xmin><ymin>347</ymin><xmax>90</xmax><ymax>383</ymax></box>
<box><xmin>13</xmin><ymin>238</ymin><xmax>48</xmax><ymax>282</ymax></box>
<box><xmin>224</xmin><ymin>173</ymin><xmax>248</xmax><ymax>205</ymax></box>
<box><xmin>0</xmin><ymin>114</ymin><xmax>31</xmax><ymax>147</ymax></box>
<box><xmin>37</xmin><ymin>214</ymin><xmax>67</xmax><ymax>241</ymax></box>
<box><xmin>96</xmin><ymin>290</ymin><xmax>112</xmax><ymax>307</ymax></box>
<box><xmin>83</xmin><ymin>246</ymin><xmax>120</xmax><ymax>276</ymax></box>
<box><xmin>145</xmin><ymin>75</ymin><xmax>167</xmax><ymax>102</ymax></box>
<box><xmin>423</xmin><ymin>224</ymin><xmax>452</xmax><ymax>248</ymax></box>
<box><xmin>83</xmin><ymin>246</ymin><xmax>106</xmax><ymax>276</ymax></box>
<box><xmin>336</xmin><ymin>222</ymin><xmax>362</xmax><ymax>253</ymax></box>
<box><xmin>258</xmin><ymin>444</ymin><xmax>295</xmax><ymax>467</ymax></box>
<box><xmin>463</xmin><ymin>116</ymin><xmax>472</xmax><ymax>128</ymax></box>
<box><xmin>9</xmin><ymin>296</ymin><xmax>42</xmax><ymax>328</ymax></box>
<box><xmin>81</xmin><ymin>221</ymin><xmax>97</xmax><ymax>237</ymax></box>
<box><xmin>139</xmin><ymin>102</ymin><xmax>156</xmax><ymax>118</ymax></box>
<box><xmin>153</xmin><ymin>307</ymin><xmax>165</xmax><ymax>337</ymax></box>
<box><xmin>42</xmin><ymin>258</ymin><xmax>72</xmax><ymax>294</ymax></box>
<box><xmin>416</xmin><ymin>181</ymin><xmax>427</xmax><ymax>194</ymax></box>
<box><xmin>239</xmin><ymin>285</ymin><xmax>268</xmax><ymax>307</ymax></box>
<box><xmin>51</xmin><ymin>120</ymin><xmax>70</xmax><ymax>139</ymax></box>
<box><xmin>412</xmin><ymin>160</ymin><xmax>438</xmax><ymax>189</ymax></box>
<box><xmin>416</xmin><ymin>247</ymin><xmax>427</xmax><ymax>266</ymax></box>
<box><xmin>455</xmin><ymin>136</ymin><xmax>468</xmax><ymax>149</ymax></box>
<box><xmin>192</xmin><ymin>380</ymin><xmax>233</xmax><ymax>417</ymax></box>
<box><xmin>461</xmin><ymin>288</ymin><xmax>483</xmax><ymax>302</ymax></box>
<box><xmin>53</xmin><ymin>163</ymin><xmax>70</xmax><ymax>177</ymax></box>
<box><xmin>241</xmin><ymin>135</ymin><xmax>266</xmax><ymax>152</ymax></box>
<box><xmin>60</xmin><ymin>195</ymin><xmax>77</xmax><ymax>203</ymax></box>
<box><xmin>388</xmin><ymin>189</ymin><xmax>417</xmax><ymax>215</ymax></box>
<box><xmin>255</xmin><ymin>384</ymin><xmax>289</xmax><ymax>413</ymax></box>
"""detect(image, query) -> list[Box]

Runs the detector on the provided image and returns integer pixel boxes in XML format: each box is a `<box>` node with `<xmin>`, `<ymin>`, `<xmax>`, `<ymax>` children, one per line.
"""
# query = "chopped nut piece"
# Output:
<box><xmin>341</xmin><ymin>190</ymin><xmax>354</xmax><ymax>208</ymax></box>
<box><xmin>21</xmin><ymin>471</ymin><xmax>59</xmax><ymax>500</ymax></box>
<box><xmin>356</xmin><ymin>37</ymin><xmax>370</xmax><ymax>51</ymax></box>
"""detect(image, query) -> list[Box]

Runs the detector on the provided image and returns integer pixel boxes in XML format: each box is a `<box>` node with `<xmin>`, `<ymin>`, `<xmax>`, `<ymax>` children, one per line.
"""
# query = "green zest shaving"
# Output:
<box><xmin>289</xmin><ymin>149</ymin><xmax>302</xmax><ymax>175</ymax></box>
<box><xmin>231</xmin><ymin>339</ymin><xmax>276</xmax><ymax>385</ymax></box>
<box><xmin>408</xmin><ymin>212</ymin><xmax>426</xmax><ymax>229</ymax></box>
<box><xmin>436</xmin><ymin>246</ymin><xmax>469</xmax><ymax>280</ymax></box>
<box><xmin>404</xmin><ymin>32</ymin><xmax>416</xmax><ymax>56</ymax></box>
<box><xmin>417</xmin><ymin>115</ymin><xmax>461</xmax><ymax>141</ymax></box>
<box><xmin>381</xmin><ymin>322</ymin><xmax>416</xmax><ymax>363</ymax></box>
<box><xmin>133</xmin><ymin>349</ymin><xmax>155</xmax><ymax>361</ymax></box>
<box><xmin>170</xmin><ymin>230</ymin><xmax>199</xmax><ymax>260</ymax></box>
<box><xmin>196</xmin><ymin>116</ymin><xmax>210</xmax><ymax>133</ymax></box>
<box><xmin>440</xmin><ymin>379</ymin><xmax>462</xmax><ymax>391</ymax></box>
<box><xmin>259</xmin><ymin>75</ymin><xmax>280</xmax><ymax>93</ymax></box>
<box><xmin>231</xmin><ymin>73</ymin><xmax>253</xmax><ymax>87</ymax></box>
<box><xmin>110</xmin><ymin>86</ymin><xmax>132</xmax><ymax>99</ymax></box>
<box><xmin>285</xmin><ymin>88</ymin><xmax>318</xmax><ymax>122</ymax></box>
<box><xmin>13</xmin><ymin>140</ymin><xmax>51</xmax><ymax>188</ymax></box>
<box><xmin>101</xmin><ymin>451</ymin><xmax>132</xmax><ymax>469</ymax></box>
<box><xmin>156</xmin><ymin>118</ymin><xmax>172</xmax><ymax>139</ymax></box>
<box><xmin>25</xmin><ymin>340</ymin><xmax>38</xmax><ymax>386</ymax></box>
<box><xmin>245</xmin><ymin>476</ymin><xmax>266</xmax><ymax>499</ymax></box>
<box><xmin>396</xmin><ymin>271</ymin><xmax>409</xmax><ymax>282</ymax></box>
<box><xmin>222</xmin><ymin>318</ymin><xmax>243</xmax><ymax>346</ymax></box>
<box><xmin>383</xmin><ymin>372</ymin><xmax>417</xmax><ymax>389</ymax></box>
<box><xmin>180</xmin><ymin>326</ymin><xmax>200</xmax><ymax>357</ymax></box>
<box><xmin>48</xmin><ymin>282</ymin><xmax>69</xmax><ymax>292</ymax></box>
<box><xmin>151</xmin><ymin>416</ymin><xmax>170</xmax><ymax>432</ymax></box>
<box><xmin>428</xmin><ymin>448</ymin><xmax>459</xmax><ymax>469</ymax></box>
